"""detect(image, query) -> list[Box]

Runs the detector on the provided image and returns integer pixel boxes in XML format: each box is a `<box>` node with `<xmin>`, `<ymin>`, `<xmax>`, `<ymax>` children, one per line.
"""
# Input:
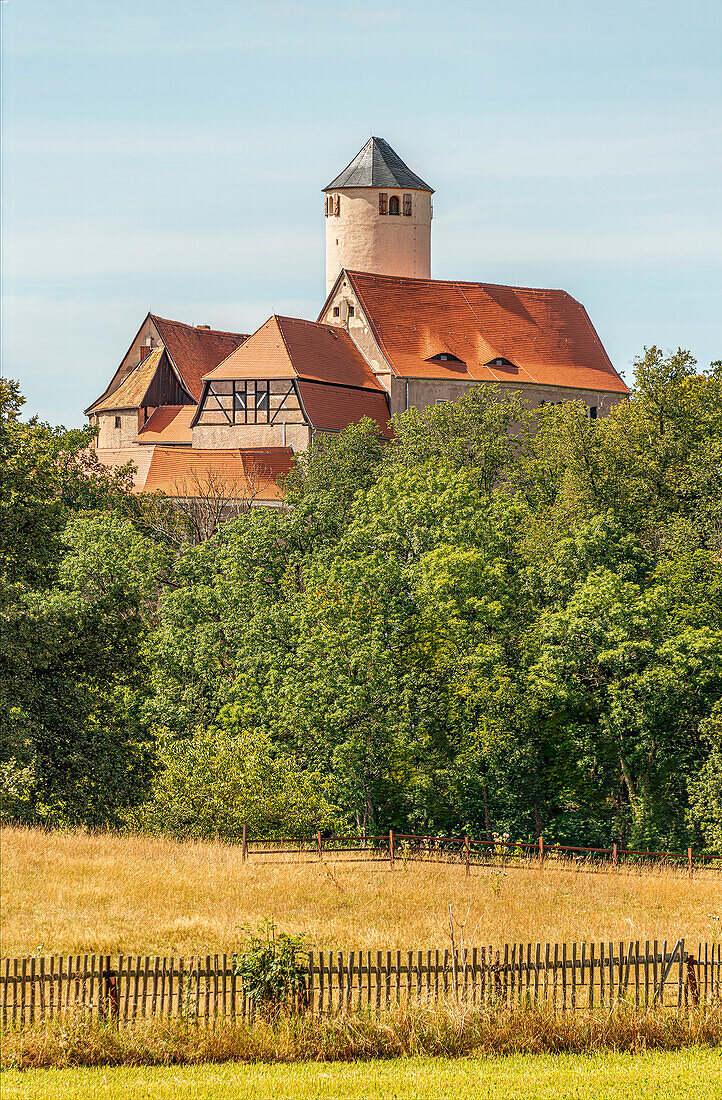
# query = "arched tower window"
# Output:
<box><xmin>389</xmin><ymin>195</ymin><xmax>400</xmax><ymax>215</ymax></box>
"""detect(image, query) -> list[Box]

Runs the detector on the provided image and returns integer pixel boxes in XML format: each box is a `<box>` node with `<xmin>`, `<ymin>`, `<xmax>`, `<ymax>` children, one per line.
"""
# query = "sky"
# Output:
<box><xmin>2</xmin><ymin>0</ymin><xmax>721</xmax><ymax>426</ymax></box>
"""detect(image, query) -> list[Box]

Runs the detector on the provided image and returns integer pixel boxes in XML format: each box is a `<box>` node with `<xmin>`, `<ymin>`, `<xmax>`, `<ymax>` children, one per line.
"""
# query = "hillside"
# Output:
<box><xmin>2</xmin><ymin>828</ymin><xmax>717</xmax><ymax>958</ymax></box>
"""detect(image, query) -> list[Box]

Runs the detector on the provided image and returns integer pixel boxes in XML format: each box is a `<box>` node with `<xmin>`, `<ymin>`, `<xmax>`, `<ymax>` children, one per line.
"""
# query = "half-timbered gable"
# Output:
<box><xmin>193</xmin><ymin>315</ymin><xmax>392</xmax><ymax>451</ymax></box>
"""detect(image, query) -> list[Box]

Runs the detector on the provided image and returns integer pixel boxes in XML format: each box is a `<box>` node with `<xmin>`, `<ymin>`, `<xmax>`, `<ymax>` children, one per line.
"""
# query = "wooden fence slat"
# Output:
<box><xmin>3</xmin><ymin>939</ymin><xmax>721</xmax><ymax>1026</ymax></box>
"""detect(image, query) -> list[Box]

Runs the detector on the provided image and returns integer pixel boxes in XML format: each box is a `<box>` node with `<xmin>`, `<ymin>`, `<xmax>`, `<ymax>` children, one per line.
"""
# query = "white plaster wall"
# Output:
<box><xmin>192</xmin><ymin>422</ymin><xmax>311</xmax><ymax>451</ymax></box>
<box><xmin>325</xmin><ymin>188</ymin><xmax>432</xmax><ymax>295</ymax></box>
<box><xmin>96</xmin><ymin>410</ymin><xmax>141</xmax><ymax>448</ymax></box>
<box><xmin>391</xmin><ymin>378</ymin><xmax>627</xmax><ymax>418</ymax></box>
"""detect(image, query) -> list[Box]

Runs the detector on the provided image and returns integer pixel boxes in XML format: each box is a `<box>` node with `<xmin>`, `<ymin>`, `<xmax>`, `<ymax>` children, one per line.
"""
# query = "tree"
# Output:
<box><xmin>131</xmin><ymin>726</ymin><xmax>340</xmax><ymax>840</ymax></box>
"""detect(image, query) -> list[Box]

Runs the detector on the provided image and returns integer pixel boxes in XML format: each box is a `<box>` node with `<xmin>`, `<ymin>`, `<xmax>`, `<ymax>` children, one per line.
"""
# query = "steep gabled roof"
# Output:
<box><xmin>150</xmin><ymin>315</ymin><xmax>248</xmax><ymax>400</ymax></box>
<box><xmin>85</xmin><ymin>313</ymin><xmax>249</xmax><ymax>415</ymax></box>
<box><xmin>134</xmin><ymin>405</ymin><xmax>195</xmax><ymax>445</ymax></box>
<box><xmin>334</xmin><ymin>271</ymin><xmax>629</xmax><ymax>394</ymax></box>
<box><xmin>324</xmin><ymin>137</ymin><xmax>433</xmax><ymax>193</ymax></box>
<box><xmin>205</xmin><ymin>315</ymin><xmax>385</xmax><ymax>391</ymax></box>
<box><xmin>86</xmin><ymin>348</ymin><xmax>163</xmax><ymax>413</ymax></box>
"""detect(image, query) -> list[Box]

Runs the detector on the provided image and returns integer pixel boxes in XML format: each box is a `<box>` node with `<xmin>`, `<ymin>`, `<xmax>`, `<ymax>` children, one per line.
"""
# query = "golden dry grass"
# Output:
<box><xmin>1</xmin><ymin>827</ymin><xmax>718</xmax><ymax>957</ymax></box>
<box><xmin>3</xmin><ymin>1005</ymin><xmax>721</xmax><ymax>1070</ymax></box>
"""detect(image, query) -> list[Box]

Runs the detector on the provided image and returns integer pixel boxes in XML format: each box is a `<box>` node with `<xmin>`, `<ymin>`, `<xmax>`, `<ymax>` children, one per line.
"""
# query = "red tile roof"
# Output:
<box><xmin>296</xmin><ymin>380</ymin><xmax>392</xmax><ymax>436</ymax></box>
<box><xmin>134</xmin><ymin>405</ymin><xmax>194</xmax><ymax>445</ymax></box>
<box><xmin>151</xmin><ymin>315</ymin><xmax>248</xmax><ymax>400</ymax></box>
<box><xmin>335</xmin><ymin>272</ymin><xmax>629</xmax><ymax>394</ymax></box>
<box><xmin>205</xmin><ymin>315</ymin><xmax>385</xmax><ymax>391</ymax></box>
<box><xmin>141</xmin><ymin>447</ymin><xmax>293</xmax><ymax>499</ymax></box>
<box><xmin>86</xmin><ymin>348</ymin><xmax>163</xmax><ymax>413</ymax></box>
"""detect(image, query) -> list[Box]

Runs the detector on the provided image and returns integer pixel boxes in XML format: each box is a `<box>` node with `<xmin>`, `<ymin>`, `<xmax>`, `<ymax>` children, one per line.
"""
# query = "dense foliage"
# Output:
<box><xmin>2</xmin><ymin>348</ymin><xmax>721</xmax><ymax>851</ymax></box>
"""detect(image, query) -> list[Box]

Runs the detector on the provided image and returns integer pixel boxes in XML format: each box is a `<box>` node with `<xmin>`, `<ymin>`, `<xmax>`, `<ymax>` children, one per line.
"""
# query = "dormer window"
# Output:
<box><xmin>485</xmin><ymin>357</ymin><xmax>518</xmax><ymax>371</ymax></box>
<box><xmin>426</xmin><ymin>352</ymin><xmax>466</xmax><ymax>370</ymax></box>
<box><xmin>379</xmin><ymin>193</ymin><xmax>388</xmax><ymax>215</ymax></box>
<box><xmin>389</xmin><ymin>195</ymin><xmax>400</xmax><ymax>215</ymax></box>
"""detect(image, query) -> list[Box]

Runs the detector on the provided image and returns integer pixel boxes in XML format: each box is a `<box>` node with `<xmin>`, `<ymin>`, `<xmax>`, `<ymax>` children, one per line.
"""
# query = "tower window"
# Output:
<box><xmin>379</xmin><ymin>193</ymin><xmax>388</xmax><ymax>215</ymax></box>
<box><xmin>324</xmin><ymin>196</ymin><xmax>329</xmax><ymax>217</ymax></box>
<box><xmin>114</xmin><ymin>416</ymin><xmax>121</xmax><ymax>428</ymax></box>
<box><xmin>333</xmin><ymin>194</ymin><xmax>340</xmax><ymax>216</ymax></box>
<box><xmin>389</xmin><ymin>195</ymin><xmax>400</xmax><ymax>215</ymax></box>
<box><xmin>403</xmin><ymin>194</ymin><xmax>412</xmax><ymax>216</ymax></box>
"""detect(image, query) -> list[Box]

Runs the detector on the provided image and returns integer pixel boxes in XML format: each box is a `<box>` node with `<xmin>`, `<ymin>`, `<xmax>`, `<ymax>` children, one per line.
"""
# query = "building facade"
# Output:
<box><xmin>86</xmin><ymin>136</ymin><xmax>629</xmax><ymax>499</ymax></box>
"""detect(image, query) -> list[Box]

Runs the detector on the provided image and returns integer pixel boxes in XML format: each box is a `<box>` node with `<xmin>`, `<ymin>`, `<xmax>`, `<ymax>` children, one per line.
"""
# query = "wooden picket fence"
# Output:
<box><xmin>239</xmin><ymin>830</ymin><xmax>721</xmax><ymax>875</ymax></box>
<box><xmin>2</xmin><ymin>940</ymin><xmax>720</xmax><ymax>1027</ymax></box>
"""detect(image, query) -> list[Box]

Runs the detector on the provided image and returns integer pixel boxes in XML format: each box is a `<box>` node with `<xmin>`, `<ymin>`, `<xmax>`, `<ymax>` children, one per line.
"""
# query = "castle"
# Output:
<box><xmin>86</xmin><ymin>137</ymin><xmax>629</xmax><ymax>501</ymax></box>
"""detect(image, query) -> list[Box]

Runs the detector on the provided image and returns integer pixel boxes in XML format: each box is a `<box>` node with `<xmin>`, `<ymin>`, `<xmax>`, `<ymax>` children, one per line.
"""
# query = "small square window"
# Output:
<box><xmin>333</xmin><ymin>306</ymin><xmax>340</xmax><ymax>317</ymax></box>
<box><xmin>348</xmin><ymin>306</ymin><xmax>355</xmax><ymax>318</ymax></box>
<box><xmin>114</xmin><ymin>416</ymin><xmax>121</xmax><ymax>428</ymax></box>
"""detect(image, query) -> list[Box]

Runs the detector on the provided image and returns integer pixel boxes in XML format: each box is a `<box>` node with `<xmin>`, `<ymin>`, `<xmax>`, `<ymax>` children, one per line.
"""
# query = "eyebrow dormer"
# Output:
<box><xmin>426</xmin><ymin>352</ymin><xmax>466</xmax><ymax>370</ymax></box>
<box><xmin>486</xmin><ymin>356</ymin><xmax>518</xmax><ymax>371</ymax></box>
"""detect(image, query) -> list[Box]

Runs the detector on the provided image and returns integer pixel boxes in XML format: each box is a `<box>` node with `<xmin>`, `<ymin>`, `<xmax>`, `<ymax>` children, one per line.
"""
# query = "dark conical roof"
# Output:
<box><xmin>324</xmin><ymin>137</ymin><xmax>433</xmax><ymax>193</ymax></box>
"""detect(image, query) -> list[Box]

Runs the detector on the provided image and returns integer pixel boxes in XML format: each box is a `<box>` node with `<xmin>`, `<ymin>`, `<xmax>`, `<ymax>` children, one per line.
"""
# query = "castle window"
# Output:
<box><xmin>333</xmin><ymin>306</ymin><xmax>340</xmax><ymax>317</ymax></box>
<box><xmin>389</xmin><ymin>195</ymin><xmax>400</xmax><ymax>215</ymax></box>
<box><xmin>333</xmin><ymin>194</ymin><xmax>340</xmax><ymax>216</ymax></box>
<box><xmin>379</xmin><ymin>193</ymin><xmax>388</xmax><ymax>215</ymax></box>
<box><xmin>589</xmin><ymin>405</ymin><xmax>598</xmax><ymax>419</ymax></box>
<box><xmin>403</xmin><ymin>194</ymin><xmax>412</xmax><ymax>216</ymax></box>
<box><xmin>114</xmin><ymin>416</ymin><xmax>121</xmax><ymax>428</ymax></box>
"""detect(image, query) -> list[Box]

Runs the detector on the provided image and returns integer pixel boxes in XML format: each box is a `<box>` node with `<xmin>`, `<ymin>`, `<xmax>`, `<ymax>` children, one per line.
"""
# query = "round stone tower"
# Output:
<box><xmin>323</xmin><ymin>137</ymin><xmax>433</xmax><ymax>295</ymax></box>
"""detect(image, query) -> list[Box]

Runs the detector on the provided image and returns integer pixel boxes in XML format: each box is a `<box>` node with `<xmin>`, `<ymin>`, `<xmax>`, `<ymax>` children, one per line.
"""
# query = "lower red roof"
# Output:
<box><xmin>134</xmin><ymin>405</ymin><xmax>194</xmax><ymax>445</ymax></box>
<box><xmin>297</xmin><ymin>381</ymin><xmax>392</xmax><ymax>436</ymax></box>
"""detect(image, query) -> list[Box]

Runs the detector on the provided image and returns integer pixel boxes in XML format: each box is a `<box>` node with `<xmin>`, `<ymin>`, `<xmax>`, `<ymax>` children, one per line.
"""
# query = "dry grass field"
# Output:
<box><xmin>1</xmin><ymin>827</ymin><xmax>717</xmax><ymax>957</ymax></box>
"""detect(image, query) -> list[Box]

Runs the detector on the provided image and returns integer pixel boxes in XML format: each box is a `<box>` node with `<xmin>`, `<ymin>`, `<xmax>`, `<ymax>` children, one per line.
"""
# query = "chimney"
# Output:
<box><xmin>196</xmin><ymin>324</ymin><xmax>211</xmax><ymax>330</ymax></box>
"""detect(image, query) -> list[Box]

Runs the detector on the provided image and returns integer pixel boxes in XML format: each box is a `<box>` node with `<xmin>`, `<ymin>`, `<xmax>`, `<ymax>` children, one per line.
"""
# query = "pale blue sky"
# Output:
<box><xmin>2</xmin><ymin>0</ymin><xmax>721</xmax><ymax>425</ymax></box>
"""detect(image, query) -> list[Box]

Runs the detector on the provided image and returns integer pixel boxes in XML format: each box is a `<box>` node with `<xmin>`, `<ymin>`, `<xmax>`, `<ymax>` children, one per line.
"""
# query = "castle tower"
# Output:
<box><xmin>323</xmin><ymin>137</ymin><xmax>433</xmax><ymax>295</ymax></box>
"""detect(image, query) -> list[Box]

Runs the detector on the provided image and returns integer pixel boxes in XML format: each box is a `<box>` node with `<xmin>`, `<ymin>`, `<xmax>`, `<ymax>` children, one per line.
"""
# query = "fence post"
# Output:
<box><xmin>103</xmin><ymin>955</ymin><xmax>119</xmax><ymax>1024</ymax></box>
<box><xmin>687</xmin><ymin>847</ymin><xmax>693</xmax><ymax>876</ymax></box>
<box><xmin>242</xmin><ymin>824</ymin><xmax>247</xmax><ymax>864</ymax></box>
<box><xmin>464</xmin><ymin>835</ymin><xmax>470</xmax><ymax>877</ymax></box>
<box><xmin>613</xmin><ymin>842</ymin><xmax>618</xmax><ymax>867</ymax></box>
<box><xmin>538</xmin><ymin>836</ymin><xmax>544</xmax><ymax>867</ymax></box>
<box><xmin>317</xmin><ymin>830</ymin><xmax>322</xmax><ymax>861</ymax></box>
<box><xmin>389</xmin><ymin>830</ymin><xmax>394</xmax><ymax>869</ymax></box>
